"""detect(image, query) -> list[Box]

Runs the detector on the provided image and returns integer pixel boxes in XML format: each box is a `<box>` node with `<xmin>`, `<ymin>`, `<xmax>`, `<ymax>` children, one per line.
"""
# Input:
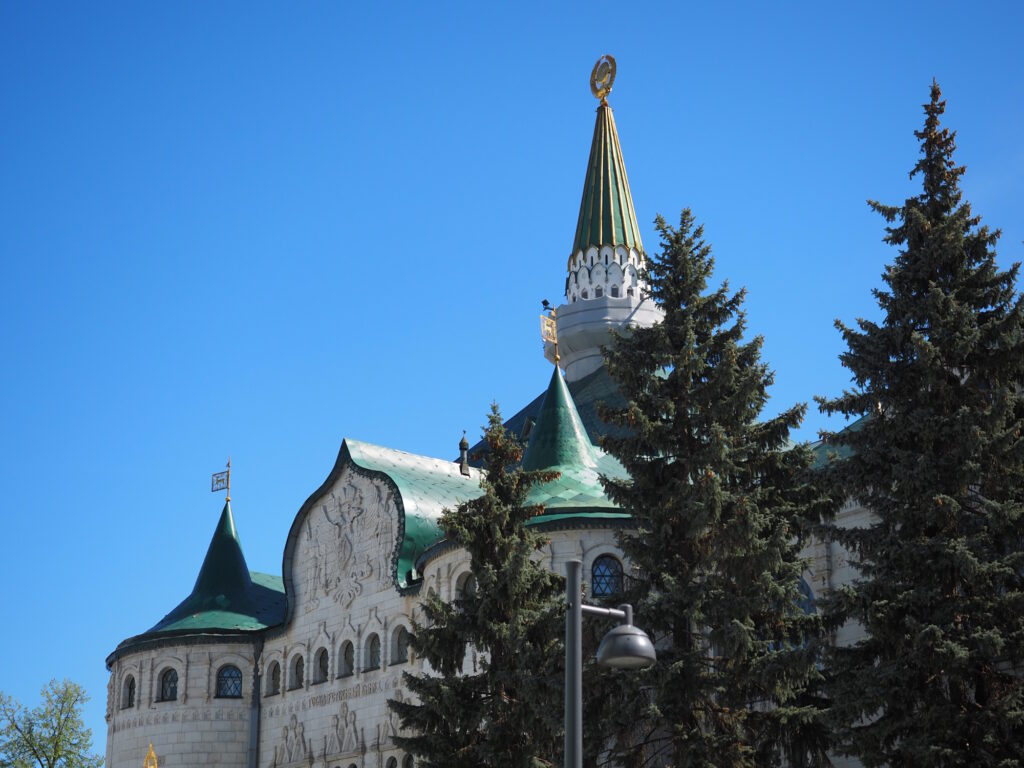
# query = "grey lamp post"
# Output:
<box><xmin>564</xmin><ymin>559</ymin><xmax>656</xmax><ymax>768</ymax></box>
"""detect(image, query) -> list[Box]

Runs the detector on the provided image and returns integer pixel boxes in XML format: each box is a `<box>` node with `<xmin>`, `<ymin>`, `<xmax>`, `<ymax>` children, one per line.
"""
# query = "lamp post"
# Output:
<box><xmin>564</xmin><ymin>559</ymin><xmax>656</xmax><ymax>768</ymax></box>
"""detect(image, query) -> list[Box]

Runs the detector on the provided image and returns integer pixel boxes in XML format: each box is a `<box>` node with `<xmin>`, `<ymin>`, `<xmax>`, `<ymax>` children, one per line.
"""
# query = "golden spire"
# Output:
<box><xmin>143</xmin><ymin>743</ymin><xmax>158</xmax><ymax>768</ymax></box>
<box><xmin>590</xmin><ymin>54</ymin><xmax>616</xmax><ymax>105</ymax></box>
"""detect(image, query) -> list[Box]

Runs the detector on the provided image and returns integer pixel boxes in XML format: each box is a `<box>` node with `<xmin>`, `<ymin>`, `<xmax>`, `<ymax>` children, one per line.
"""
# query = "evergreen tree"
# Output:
<box><xmin>0</xmin><ymin>679</ymin><xmax>104</xmax><ymax>768</ymax></box>
<box><xmin>600</xmin><ymin>210</ymin><xmax>830</xmax><ymax>767</ymax></box>
<box><xmin>390</xmin><ymin>404</ymin><xmax>564</xmax><ymax>767</ymax></box>
<box><xmin>817</xmin><ymin>81</ymin><xmax>1024</xmax><ymax>766</ymax></box>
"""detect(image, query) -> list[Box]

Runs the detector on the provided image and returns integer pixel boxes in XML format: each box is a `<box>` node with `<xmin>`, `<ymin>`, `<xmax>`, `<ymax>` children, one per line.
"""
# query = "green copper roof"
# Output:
<box><xmin>521</xmin><ymin>367</ymin><xmax>627</xmax><ymax>515</ymax></box>
<box><xmin>343</xmin><ymin>439</ymin><xmax>484</xmax><ymax>588</ymax></box>
<box><xmin>570</xmin><ymin>103</ymin><xmax>644</xmax><ymax>266</ymax></box>
<box><xmin>143</xmin><ymin>502</ymin><xmax>286</xmax><ymax>635</ymax></box>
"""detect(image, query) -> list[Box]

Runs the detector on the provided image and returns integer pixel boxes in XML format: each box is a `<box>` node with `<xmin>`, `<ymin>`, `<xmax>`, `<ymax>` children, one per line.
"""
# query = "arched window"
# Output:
<box><xmin>402</xmin><ymin>755</ymin><xmax>414</xmax><ymax>768</ymax></box>
<box><xmin>626</xmin><ymin>287</ymin><xmax>634</xmax><ymax>297</ymax></box>
<box><xmin>386</xmin><ymin>758</ymin><xmax>398</xmax><ymax>768</ymax></box>
<box><xmin>595</xmin><ymin>285</ymin><xmax>603</xmax><ymax>298</ymax></box>
<box><xmin>366</xmin><ymin>634</ymin><xmax>381</xmax><ymax>671</ymax></box>
<box><xmin>610</xmin><ymin>284</ymin><xmax>619</xmax><ymax>298</ymax></box>
<box><xmin>158</xmin><ymin>668</ymin><xmax>177</xmax><ymax>702</ymax></box>
<box><xmin>121</xmin><ymin>676</ymin><xmax>135</xmax><ymax>709</ymax></box>
<box><xmin>314</xmin><ymin>647</ymin><xmax>329</xmax><ymax>684</ymax></box>
<box><xmin>581</xmin><ymin>289</ymin><xmax>588</xmax><ymax>299</ymax></box>
<box><xmin>455</xmin><ymin>572</ymin><xmax>477</xmax><ymax>599</ymax></box>
<box><xmin>266</xmin><ymin>661</ymin><xmax>281</xmax><ymax>696</ymax></box>
<box><xmin>591</xmin><ymin>555</ymin><xmax>624</xmax><ymax>597</ymax></box>
<box><xmin>216</xmin><ymin>665</ymin><xmax>243</xmax><ymax>698</ymax></box>
<box><xmin>337</xmin><ymin>641</ymin><xmax>354</xmax><ymax>678</ymax></box>
<box><xmin>392</xmin><ymin>626</ymin><xmax>410</xmax><ymax>665</ymax></box>
<box><xmin>290</xmin><ymin>655</ymin><xmax>304</xmax><ymax>690</ymax></box>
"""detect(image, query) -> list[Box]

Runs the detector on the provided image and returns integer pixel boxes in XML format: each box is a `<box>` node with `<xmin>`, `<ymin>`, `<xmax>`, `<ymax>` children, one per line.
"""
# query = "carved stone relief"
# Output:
<box><xmin>269</xmin><ymin>714</ymin><xmax>311</xmax><ymax>767</ymax></box>
<box><xmin>297</xmin><ymin>472</ymin><xmax>400</xmax><ymax>616</ymax></box>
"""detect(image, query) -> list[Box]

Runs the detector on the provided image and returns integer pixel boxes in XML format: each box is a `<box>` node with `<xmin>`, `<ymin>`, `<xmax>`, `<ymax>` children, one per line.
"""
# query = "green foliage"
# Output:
<box><xmin>0</xmin><ymin>680</ymin><xmax>103</xmax><ymax>768</ymax></box>
<box><xmin>817</xmin><ymin>81</ymin><xmax>1024</xmax><ymax>767</ymax></box>
<box><xmin>390</xmin><ymin>404</ymin><xmax>564</xmax><ymax>767</ymax></box>
<box><xmin>599</xmin><ymin>210</ymin><xmax>830</xmax><ymax>767</ymax></box>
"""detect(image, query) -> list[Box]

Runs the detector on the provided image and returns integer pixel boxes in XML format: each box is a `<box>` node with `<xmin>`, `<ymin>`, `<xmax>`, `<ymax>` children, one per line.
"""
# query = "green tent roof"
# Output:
<box><xmin>144</xmin><ymin>502</ymin><xmax>285</xmax><ymax>635</ymax></box>
<box><xmin>521</xmin><ymin>366</ymin><xmax>627</xmax><ymax>516</ymax></box>
<box><xmin>570</xmin><ymin>102</ymin><xmax>644</xmax><ymax>265</ymax></box>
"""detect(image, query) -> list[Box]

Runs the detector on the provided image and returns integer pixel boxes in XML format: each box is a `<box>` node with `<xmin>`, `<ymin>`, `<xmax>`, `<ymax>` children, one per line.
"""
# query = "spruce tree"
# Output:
<box><xmin>390</xmin><ymin>404</ymin><xmax>564</xmax><ymax>767</ymax></box>
<box><xmin>817</xmin><ymin>82</ymin><xmax>1024</xmax><ymax>766</ymax></box>
<box><xmin>600</xmin><ymin>210</ymin><xmax>830</xmax><ymax>767</ymax></box>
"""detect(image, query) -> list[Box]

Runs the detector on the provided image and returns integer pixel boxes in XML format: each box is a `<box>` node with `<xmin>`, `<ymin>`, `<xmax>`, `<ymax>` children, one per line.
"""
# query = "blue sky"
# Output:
<box><xmin>1</xmin><ymin>0</ymin><xmax>1021</xmax><ymax>749</ymax></box>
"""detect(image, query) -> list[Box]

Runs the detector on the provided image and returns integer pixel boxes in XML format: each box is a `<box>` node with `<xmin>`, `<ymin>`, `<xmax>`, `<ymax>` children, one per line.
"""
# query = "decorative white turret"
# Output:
<box><xmin>545</xmin><ymin>56</ymin><xmax>662</xmax><ymax>382</ymax></box>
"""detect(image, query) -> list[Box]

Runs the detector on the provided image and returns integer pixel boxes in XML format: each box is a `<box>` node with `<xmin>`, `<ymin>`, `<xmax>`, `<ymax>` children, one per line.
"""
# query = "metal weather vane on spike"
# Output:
<box><xmin>211</xmin><ymin>457</ymin><xmax>231</xmax><ymax>502</ymax></box>
<box><xmin>540</xmin><ymin>299</ymin><xmax>559</xmax><ymax>365</ymax></box>
<box><xmin>590</xmin><ymin>54</ymin><xmax>616</xmax><ymax>105</ymax></box>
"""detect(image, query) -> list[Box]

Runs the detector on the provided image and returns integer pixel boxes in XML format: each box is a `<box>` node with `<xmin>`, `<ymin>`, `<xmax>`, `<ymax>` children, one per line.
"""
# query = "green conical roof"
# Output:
<box><xmin>570</xmin><ymin>102</ymin><xmax>644</xmax><ymax>267</ymax></box>
<box><xmin>143</xmin><ymin>501</ymin><xmax>284</xmax><ymax>634</ymax></box>
<box><xmin>520</xmin><ymin>367</ymin><xmax>624</xmax><ymax>516</ymax></box>
<box><xmin>522</xmin><ymin>366</ymin><xmax>598</xmax><ymax>472</ymax></box>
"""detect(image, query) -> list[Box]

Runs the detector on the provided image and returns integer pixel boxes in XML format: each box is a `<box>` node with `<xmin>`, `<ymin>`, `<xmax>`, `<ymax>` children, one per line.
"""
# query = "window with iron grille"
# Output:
<box><xmin>591</xmin><ymin>555</ymin><xmax>624</xmax><ymax>597</ymax></box>
<box><xmin>158</xmin><ymin>669</ymin><xmax>178</xmax><ymax>702</ymax></box>
<box><xmin>216</xmin><ymin>665</ymin><xmax>242</xmax><ymax>698</ymax></box>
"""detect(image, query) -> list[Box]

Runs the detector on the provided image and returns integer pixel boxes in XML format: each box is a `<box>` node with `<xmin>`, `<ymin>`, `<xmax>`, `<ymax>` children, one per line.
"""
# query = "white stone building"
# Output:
<box><xmin>104</xmin><ymin>63</ymin><xmax>854</xmax><ymax>768</ymax></box>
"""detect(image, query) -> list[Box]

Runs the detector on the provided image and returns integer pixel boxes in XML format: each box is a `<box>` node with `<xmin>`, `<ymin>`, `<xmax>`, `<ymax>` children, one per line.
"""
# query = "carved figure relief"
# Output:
<box><xmin>270</xmin><ymin>714</ymin><xmax>310</xmax><ymax>767</ymax></box>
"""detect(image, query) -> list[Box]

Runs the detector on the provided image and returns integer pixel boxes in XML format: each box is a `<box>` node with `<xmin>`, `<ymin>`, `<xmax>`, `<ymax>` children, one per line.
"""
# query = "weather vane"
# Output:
<box><xmin>590</xmin><ymin>54</ymin><xmax>616</xmax><ymax>105</ymax></box>
<box><xmin>540</xmin><ymin>299</ymin><xmax>559</xmax><ymax>366</ymax></box>
<box><xmin>211</xmin><ymin>457</ymin><xmax>231</xmax><ymax>502</ymax></box>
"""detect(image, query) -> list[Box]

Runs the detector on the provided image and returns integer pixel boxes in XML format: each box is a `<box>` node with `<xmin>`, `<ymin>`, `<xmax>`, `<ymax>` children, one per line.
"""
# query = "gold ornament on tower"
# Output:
<box><xmin>143</xmin><ymin>743</ymin><xmax>158</xmax><ymax>768</ymax></box>
<box><xmin>590</xmin><ymin>54</ymin><xmax>616</xmax><ymax>104</ymax></box>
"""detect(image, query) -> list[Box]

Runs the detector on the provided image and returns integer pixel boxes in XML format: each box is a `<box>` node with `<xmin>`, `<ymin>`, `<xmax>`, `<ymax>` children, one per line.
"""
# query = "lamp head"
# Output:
<box><xmin>596</xmin><ymin>622</ymin><xmax>656</xmax><ymax>670</ymax></box>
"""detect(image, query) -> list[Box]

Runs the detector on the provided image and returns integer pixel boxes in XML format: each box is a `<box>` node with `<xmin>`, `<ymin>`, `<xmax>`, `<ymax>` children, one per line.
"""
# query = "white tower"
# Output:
<box><xmin>545</xmin><ymin>56</ymin><xmax>662</xmax><ymax>382</ymax></box>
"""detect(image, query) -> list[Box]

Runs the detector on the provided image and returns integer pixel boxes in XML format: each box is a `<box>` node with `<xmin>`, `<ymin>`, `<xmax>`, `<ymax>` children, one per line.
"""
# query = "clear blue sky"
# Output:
<box><xmin>1</xmin><ymin>0</ymin><xmax>1021</xmax><ymax>750</ymax></box>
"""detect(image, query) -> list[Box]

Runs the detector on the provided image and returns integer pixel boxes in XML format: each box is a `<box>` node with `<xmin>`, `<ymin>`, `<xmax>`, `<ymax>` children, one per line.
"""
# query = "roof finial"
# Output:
<box><xmin>143</xmin><ymin>743</ymin><xmax>158</xmax><ymax>768</ymax></box>
<box><xmin>590</xmin><ymin>54</ymin><xmax>616</xmax><ymax>106</ymax></box>
<box><xmin>211</xmin><ymin>457</ymin><xmax>231</xmax><ymax>502</ymax></box>
<box><xmin>541</xmin><ymin>300</ymin><xmax>559</xmax><ymax>365</ymax></box>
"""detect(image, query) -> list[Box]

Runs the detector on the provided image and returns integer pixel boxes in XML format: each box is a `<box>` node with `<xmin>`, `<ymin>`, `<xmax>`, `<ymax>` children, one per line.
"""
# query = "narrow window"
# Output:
<box><xmin>290</xmin><ymin>655</ymin><xmax>304</xmax><ymax>690</ymax></box>
<box><xmin>386</xmin><ymin>758</ymin><xmax>398</xmax><ymax>768</ymax></box>
<box><xmin>158</xmin><ymin>668</ymin><xmax>178</xmax><ymax>702</ymax></box>
<box><xmin>595</xmin><ymin>286</ymin><xmax>603</xmax><ymax>298</ymax></box>
<box><xmin>216</xmin><ymin>665</ymin><xmax>243</xmax><ymax>698</ymax></box>
<box><xmin>610</xmin><ymin>285</ymin><xmax>619</xmax><ymax>298</ymax></box>
<box><xmin>403</xmin><ymin>756</ymin><xmax>414</xmax><ymax>768</ymax></box>
<box><xmin>392</xmin><ymin>627</ymin><xmax>410</xmax><ymax>665</ymax></box>
<box><xmin>366</xmin><ymin>634</ymin><xmax>381</xmax><ymax>671</ymax></box>
<box><xmin>581</xmin><ymin>289</ymin><xmax>588</xmax><ymax>299</ymax></box>
<box><xmin>337</xmin><ymin>641</ymin><xmax>354</xmax><ymax>678</ymax></box>
<box><xmin>122</xmin><ymin>676</ymin><xmax>135</xmax><ymax>709</ymax></box>
<box><xmin>591</xmin><ymin>555</ymin><xmax>624</xmax><ymax>597</ymax></box>
<box><xmin>266</xmin><ymin>662</ymin><xmax>281</xmax><ymax>695</ymax></box>
<box><xmin>626</xmin><ymin>287</ymin><xmax>634</xmax><ymax>297</ymax></box>
<box><xmin>605</xmin><ymin>253</ymin><xmax>609</xmax><ymax>265</ymax></box>
<box><xmin>314</xmin><ymin>647</ymin><xmax>329</xmax><ymax>684</ymax></box>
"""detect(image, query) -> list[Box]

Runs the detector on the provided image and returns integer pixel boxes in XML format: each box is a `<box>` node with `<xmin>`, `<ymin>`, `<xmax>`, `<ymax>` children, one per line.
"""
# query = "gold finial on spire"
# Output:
<box><xmin>541</xmin><ymin>300</ymin><xmax>559</xmax><ymax>365</ymax></box>
<box><xmin>590</xmin><ymin>54</ymin><xmax>616</xmax><ymax>105</ymax></box>
<box><xmin>143</xmin><ymin>743</ymin><xmax>158</xmax><ymax>768</ymax></box>
<box><xmin>211</xmin><ymin>457</ymin><xmax>231</xmax><ymax>501</ymax></box>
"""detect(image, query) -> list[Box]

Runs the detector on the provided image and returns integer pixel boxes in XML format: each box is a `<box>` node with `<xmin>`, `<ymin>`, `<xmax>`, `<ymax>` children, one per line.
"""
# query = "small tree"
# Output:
<box><xmin>818</xmin><ymin>81</ymin><xmax>1024</xmax><ymax>767</ymax></box>
<box><xmin>390</xmin><ymin>404</ymin><xmax>564</xmax><ymax>767</ymax></box>
<box><xmin>0</xmin><ymin>679</ymin><xmax>103</xmax><ymax>768</ymax></box>
<box><xmin>600</xmin><ymin>210</ymin><xmax>830</xmax><ymax>767</ymax></box>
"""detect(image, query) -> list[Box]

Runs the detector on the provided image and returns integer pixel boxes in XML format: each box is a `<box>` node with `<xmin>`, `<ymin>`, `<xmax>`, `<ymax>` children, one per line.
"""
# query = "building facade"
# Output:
<box><xmin>104</xmin><ymin>62</ymin><xmax>858</xmax><ymax>768</ymax></box>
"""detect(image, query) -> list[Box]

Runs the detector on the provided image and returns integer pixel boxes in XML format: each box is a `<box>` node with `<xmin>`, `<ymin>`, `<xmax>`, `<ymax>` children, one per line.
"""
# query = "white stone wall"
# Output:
<box><xmin>258</xmin><ymin>466</ymin><xmax>419</xmax><ymax>768</ymax></box>
<box><xmin>105</xmin><ymin>640</ymin><xmax>257</xmax><ymax>768</ymax></box>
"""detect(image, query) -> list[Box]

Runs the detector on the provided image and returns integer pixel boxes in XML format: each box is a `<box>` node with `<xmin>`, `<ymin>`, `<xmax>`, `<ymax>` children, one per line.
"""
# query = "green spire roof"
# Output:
<box><xmin>570</xmin><ymin>102</ymin><xmax>644</xmax><ymax>267</ymax></box>
<box><xmin>521</xmin><ymin>367</ymin><xmax>626</xmax><ymax>516</ymax></box>
<box><xmin>143</xmin><ymin>501</ymin><xmax>284</xmax><ymax>635</ymax></box>
<box><xmin>522</xmin><ymin>366</ymin><xmax>599</xmax><ymax>472</ymax></box>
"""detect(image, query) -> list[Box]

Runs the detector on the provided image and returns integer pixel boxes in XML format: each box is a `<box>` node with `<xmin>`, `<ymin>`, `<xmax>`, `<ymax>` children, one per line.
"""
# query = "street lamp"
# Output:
<box><xmin>564</xmin><ymin>559</ymin><xmax>656</xmax><ymax>768</ymax></box>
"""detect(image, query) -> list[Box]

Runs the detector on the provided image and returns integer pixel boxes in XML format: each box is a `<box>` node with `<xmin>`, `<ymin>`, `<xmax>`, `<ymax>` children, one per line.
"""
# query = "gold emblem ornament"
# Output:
<box><xmin>590</xmin><ymin>54</ymin><xmax>616</xmax><ymax>104</ymax></box>
<box><xmin>143</xmin><ymin>743</ymin><xmax>158</xmax><ymax>768</ymax></box>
